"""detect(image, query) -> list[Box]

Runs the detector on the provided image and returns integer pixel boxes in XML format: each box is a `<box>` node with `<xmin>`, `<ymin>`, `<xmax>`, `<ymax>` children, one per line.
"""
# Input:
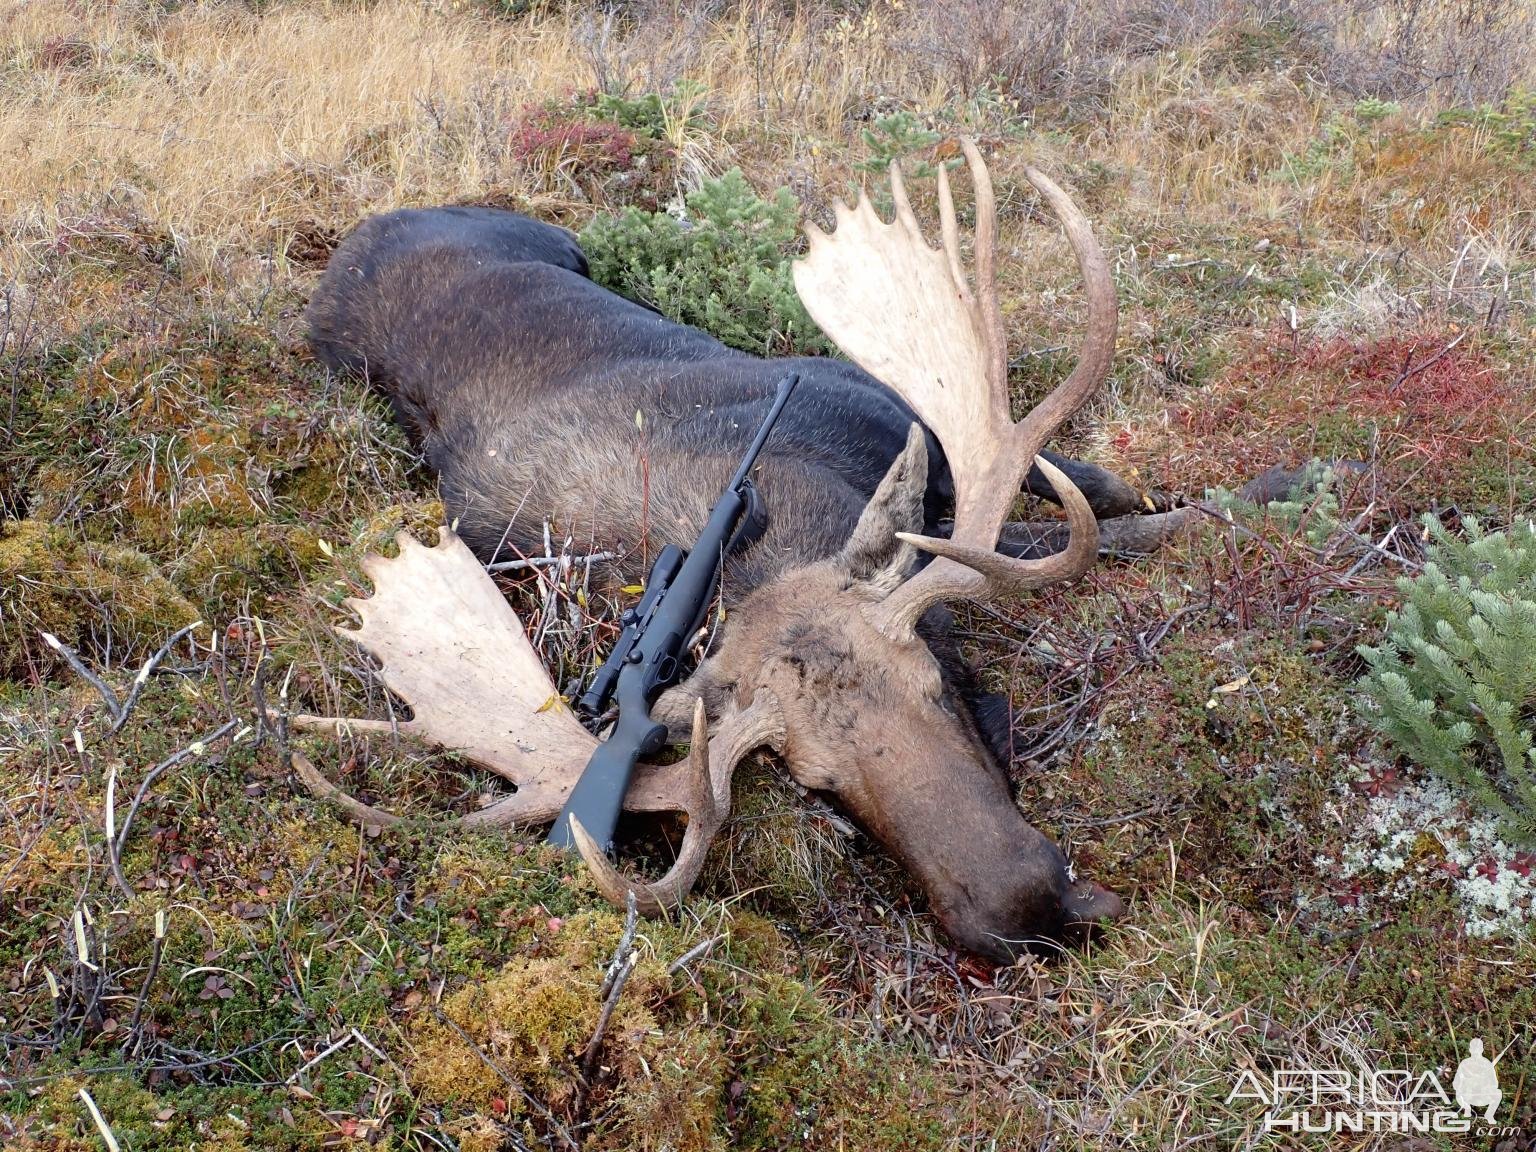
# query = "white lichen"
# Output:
<box><xmin>1313</xmin><ymin>761</ymin><xmax>1536</xmax><ymax>938</ymax></box>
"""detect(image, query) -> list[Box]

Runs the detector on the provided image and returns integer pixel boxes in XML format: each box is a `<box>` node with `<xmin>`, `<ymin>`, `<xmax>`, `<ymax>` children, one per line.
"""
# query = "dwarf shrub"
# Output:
<box><xmin>579</xmin><ymin>168</ymin><xmax>832</xmax><ymax>357</ymax></box>
<box><xmin>1358</xmin><ymin>515</ymin><xmax>1536</xmax><ymax>841</ymax></box>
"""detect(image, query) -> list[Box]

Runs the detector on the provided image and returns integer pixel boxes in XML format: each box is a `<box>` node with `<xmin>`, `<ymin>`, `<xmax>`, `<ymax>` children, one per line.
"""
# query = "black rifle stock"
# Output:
<box><xmin>547</xmin><ymin>372</ymin><xmax>800</xmax><ymax>853</ymax></box>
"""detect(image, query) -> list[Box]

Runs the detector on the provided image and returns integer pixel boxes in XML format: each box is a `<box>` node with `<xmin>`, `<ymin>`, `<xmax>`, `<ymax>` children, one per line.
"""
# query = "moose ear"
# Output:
<box><xmin>837</xmin><ymin>423</ymin><xmax>928</xmax><ymax>593</ymax></box>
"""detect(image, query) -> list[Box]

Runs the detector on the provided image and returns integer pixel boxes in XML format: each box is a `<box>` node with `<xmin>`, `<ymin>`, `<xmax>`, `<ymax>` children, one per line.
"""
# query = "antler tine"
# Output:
<box><xmin>291</xmin><ymin>750</ymin><xmax>406</xmax><ymax>828</ymax></box>
<box><xmin>935</xmin><ymin>161</ymin><xmax>968</xmax><ymax>299</ymax></box>
<box><xmin>887</xmin><ymin>158</ymin><xmax>921</xmax><ymax>235</ymax></box>
<box><xmin>875</xmin><ymin>456</ymin><xmax>1098</xmax><ymax>635</ymax></box>
<box><xmin>571</xmin><ymin>695</ymin><xmax>785</xmax><ymax>914</ymax></box>
<box><xmin>291</xmin><ymin>742</ymin><xmax>555</xmax><ymax>831</ymax></box>
<box><xmin>1009</xmin><ymin>163</ymin><xmax>1118</xmax><ymax>465</ymax></box>
<box><xmin>961</xmin><ymin>137</ymin><xmax>1007</xmax><ymax>390</ymax></box>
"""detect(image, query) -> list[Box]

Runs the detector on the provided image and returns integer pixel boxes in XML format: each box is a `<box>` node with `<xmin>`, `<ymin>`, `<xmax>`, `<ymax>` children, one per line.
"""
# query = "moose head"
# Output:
<box><xmin>292</xmin><ymin>140</ymin><xmax>1126</xmax><ymax>960</ymax></box>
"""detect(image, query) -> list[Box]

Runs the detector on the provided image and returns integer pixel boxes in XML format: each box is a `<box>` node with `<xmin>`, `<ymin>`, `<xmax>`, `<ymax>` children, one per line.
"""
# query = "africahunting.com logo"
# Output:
<box><xmin>1227</xmin><ymin>1038</ymin><xmax>1521</xmax><ymax>1136</ymax></box>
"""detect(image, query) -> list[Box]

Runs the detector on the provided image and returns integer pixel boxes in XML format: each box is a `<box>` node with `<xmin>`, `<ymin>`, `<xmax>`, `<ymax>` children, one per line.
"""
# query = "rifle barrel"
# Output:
<box><xmin>728</xmin><ymin>372</ymin><xmax>800</xmax><ymax>491</ymax></box>
<box><xmin>551</xmin><ymin>370</ymin><xmax>800</xmax><ymax>854</ymax></box>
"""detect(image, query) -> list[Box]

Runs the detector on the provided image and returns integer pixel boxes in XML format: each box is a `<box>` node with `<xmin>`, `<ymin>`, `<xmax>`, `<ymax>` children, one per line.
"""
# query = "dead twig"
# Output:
<box><xmin>123</xmin><ymin>909</ymin><xmax>168</xmax><ymax>1057</ymax></box>
<box><xmin>668</xmin><ymin>934</ymin><xmax>723</xmax><ymax>976</ymax></box>
<box><xmin>77</xmin><ymin>1087</ymin><xmax>122</xmax><ymax>1152</ymax></box>
<box><xmin>4</xmin><ymin>1038</ymin><xmax>287</xmax><ymax>1091</ymax></box>
<box><xmin>485</xmin><ymin>551</ymin><xmax>614</xmax><ymax>574</ymax></box>
<box><xmin>285</xmin><ymin>1030</ymin><xmax>355</xmax><ymax>1085</ymax></box>
<box><xmin>598</xmin><ymin>892</ymin><xmax>640</xmax><ymax>998</ymax></box>
<box><xmin>1388</xmin><ymin>329</ymin><xmax>1467</xmax><ymax>394</ymax></box>
<box><xmin>210</xmin><ymin>630</ymin><xmax>235</xmax><ymax>720</ymax></box>
<box><xmin>103</xmin><ymin>759</ymin><xmax>134</xmax><ymax>901</ymax></box>
<box><xmin>38</xmin><ymin>623</ymin><xmax>203</xmax><ymax>736</ymax></box>
<box><xmin>109</xmin><ymin>623</ymin><xmax>202</xmax><ymax>735</ymax></box>
<box><xmin>113</xmin><ymin>720</ymin><xmax>241</xmax><ymax>879</ymax></box>
<box><xmin>40</xmin><ymin>632</ymin><xmax>123</xmax><ymax>724</ymax></box>
<box><xmin>583</xmin><ymin>891</ymin><xmax>640</xmax><ymax>1082</ymax></box>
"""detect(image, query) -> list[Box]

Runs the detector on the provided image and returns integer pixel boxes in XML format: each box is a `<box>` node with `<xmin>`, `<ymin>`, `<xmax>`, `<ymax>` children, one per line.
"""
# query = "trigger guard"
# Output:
<box><xmin>726</xmin><ymin>482</ymin><xmax>768</xmax><ymax>555</ymax></box>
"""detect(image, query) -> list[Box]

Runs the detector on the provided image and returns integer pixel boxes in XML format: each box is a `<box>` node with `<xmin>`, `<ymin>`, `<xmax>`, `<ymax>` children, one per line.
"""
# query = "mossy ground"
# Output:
<box><xmin>3</xmin><ymin>2</ymin><xmax>1535</xmax><ymax>1149</ymax></box>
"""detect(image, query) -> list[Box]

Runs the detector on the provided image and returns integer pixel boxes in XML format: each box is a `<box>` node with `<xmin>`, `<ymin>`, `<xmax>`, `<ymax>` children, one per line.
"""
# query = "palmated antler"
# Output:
<box><xmin>289</xmin><ymin>526</ymin><xmax>781</xmax><ymax>907</ymax></box>
<box><xmin>792</xmin><ymin>139</ymin><xmax>1116</xmax><ymax>634</ymax></box>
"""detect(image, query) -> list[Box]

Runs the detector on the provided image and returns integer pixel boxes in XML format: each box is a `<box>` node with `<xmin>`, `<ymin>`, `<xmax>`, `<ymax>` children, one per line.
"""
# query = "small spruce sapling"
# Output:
<box><xmin>1358</xmin><ymin>515</ymin><xmax>1536</xmax><ymax>842</ymax></box>
<box><xmin>580</xmin><ymin>169</ymin><xmax>831</xmax><ymax>357</ymax></box>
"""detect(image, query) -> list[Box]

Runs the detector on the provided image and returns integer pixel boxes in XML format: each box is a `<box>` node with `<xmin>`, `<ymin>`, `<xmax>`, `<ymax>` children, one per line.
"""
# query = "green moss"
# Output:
<box><xmin>0</xmin><ymin>519</ymin><xmax>201</xmax><ymax>680</ymax></box>
<box><xmin>171</xmin><ymin>523</ymin><xmax>324</xmax><ymax>618</ymax></box>
<box><xmin>722</xmin><ymin>970</ymin><xmax>976</xmax><ymax>1150</ymax></box>
<box><xmin>10</xmin><ymin>1071</ymin><xmax>334</xmax><ymax>1152</ymax></box>
<box><xmin>1075</xmin><ymin>629</ymin><xmax>1357</xmax><ymax>900</ymax></box>
<box><xmin>408</xmin><ymin>908</ymin><xmax>725</xmax><ymax>1147</ymax></box>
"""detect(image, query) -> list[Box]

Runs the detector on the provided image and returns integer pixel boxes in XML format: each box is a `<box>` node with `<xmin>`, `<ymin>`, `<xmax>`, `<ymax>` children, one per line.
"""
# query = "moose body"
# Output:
<box><xmin>309</xmin><ymin>206</ymin><xmax>949</xmax><ymax>593</ymax></box>
<box><xmin>308</xmin><ymin>207</ymin><xmax>1137</xmax><ymax>595</ymax></box>
<box><xmin>305</xmin><ymin>151</ymin><xmax>1130</xmax><ymax>960</ymax></box>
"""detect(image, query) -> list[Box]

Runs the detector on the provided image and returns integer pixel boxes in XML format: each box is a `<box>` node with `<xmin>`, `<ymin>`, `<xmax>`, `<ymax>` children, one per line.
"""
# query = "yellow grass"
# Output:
<box><xmin>0</xmin><ymin>0</ymin><xmax>933</xmax><ymax>282</ymax></box>
<box><xmin>4</xmin><ymin>0</ymin><xmax>1531</xmax><ymax>297</ymax></box>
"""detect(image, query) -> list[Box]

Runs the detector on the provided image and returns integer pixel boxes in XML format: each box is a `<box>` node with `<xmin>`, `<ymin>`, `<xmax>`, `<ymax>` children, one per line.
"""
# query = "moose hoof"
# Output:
<box><xmin>1063</xmin><ymin>878</ymin><xmax>1125</xmax><ymax>938</ymax></box>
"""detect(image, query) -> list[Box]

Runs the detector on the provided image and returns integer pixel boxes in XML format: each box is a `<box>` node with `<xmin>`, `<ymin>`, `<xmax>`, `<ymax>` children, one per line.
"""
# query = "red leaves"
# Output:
<box><xmin>1164</xmin><ymin>327</ymin><xmax>1515</xmax><ymax>504</ymax></box>
<box><xmin>509</xmin><ymin>105</ymin><xmax>641</xmax><ymax>176</ymax></box>
<box><xmin>1354</xmin><ymin>765</ymin><xmax>1404</xmax><ymax>799</ymax></box>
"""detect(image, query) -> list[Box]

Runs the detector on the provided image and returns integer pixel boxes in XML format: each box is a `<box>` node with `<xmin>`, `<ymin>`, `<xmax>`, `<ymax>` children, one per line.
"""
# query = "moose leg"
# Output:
<box><xmin>994</xmin><ymin>506</ymin><xmax>1202</xmax><ymax>559</ymax></box>
<box><xmin>1024</xmin><ymin>450</ymin><xmax>1146</xmax><ymax>519</ymax></box>
<box><xmin>999</xmin><ymin>457</ymin><xmax>1368</xmax><ymax>560</ymax></box>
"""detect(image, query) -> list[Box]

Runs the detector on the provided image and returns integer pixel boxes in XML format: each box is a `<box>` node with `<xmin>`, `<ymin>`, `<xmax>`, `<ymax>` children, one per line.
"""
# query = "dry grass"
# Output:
<box><xmin>0</xmin><ymin>0</ymin><xmax>933</xmax><ymax>283</ymax></box>
<box><xmin>3</xmin><ymin>0</ymin><xmax>1536</xmax><ymax>1149</ymax></box>
<box><xmin>7</xmin><ymin>0</ymin><xmax>1532</xmax><ymax>280</ymax></box>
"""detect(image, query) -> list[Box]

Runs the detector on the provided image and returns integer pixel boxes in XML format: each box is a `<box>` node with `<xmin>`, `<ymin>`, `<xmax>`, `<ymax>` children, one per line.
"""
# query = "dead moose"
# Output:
<box><xmin>295</xmin><ymin>140</ymin><xmax>1194</xmax><ymax>961</ymax></box>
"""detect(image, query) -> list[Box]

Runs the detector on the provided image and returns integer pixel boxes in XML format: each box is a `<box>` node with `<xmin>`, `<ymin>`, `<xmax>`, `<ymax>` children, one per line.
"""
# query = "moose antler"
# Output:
<box><xmin>289</xmin><ymin>526</ymin><xmax>782</xmax><ymax>909</ymax></box>
<box><xmin>793</xmin><ymin>139</ymin><xmax>1114</xmax><ymax>633</ymax></box>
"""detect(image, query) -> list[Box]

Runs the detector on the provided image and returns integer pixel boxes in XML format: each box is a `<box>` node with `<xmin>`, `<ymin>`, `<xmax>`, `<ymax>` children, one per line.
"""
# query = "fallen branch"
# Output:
<box><xmin>486</xmin><ymin>551</ymin><xmax>614</xmax><ymax>574</ymax></box>
<box><xmin>123</xmin><ymin>909</ymin><xmax>167</xmax><ymax>1057</ymax></box>
<box><xmin>40</xmin><ymin>632</ymin><xmax>122</xmax><ymax>723</ymax></box>
<box><xmin>1389</xmin><ymin>329</ymin><xmax>1467</xmax><ymax>394</ymax></box>
<box><xmin>110</xmin><ymin>622</ymin><xmax>202</xmax><ymax>735</ymax></box>
<box><xmin>668</xmin><ymin>934</ymin><xmax>723</xmax><ymax>976</ymax></box>
<box><xmin>582</xmin><ymin>891</ymin><xmax>640</xmax><ymax>1082</ymax></box>
<box><xmin>113</xmin><ymin>720</ymin><xmax>241</xmax><ymax>879</ymax></box>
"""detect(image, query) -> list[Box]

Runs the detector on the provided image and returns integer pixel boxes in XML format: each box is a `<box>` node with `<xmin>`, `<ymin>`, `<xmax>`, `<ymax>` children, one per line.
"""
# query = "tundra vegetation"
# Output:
<box><xmin>1</xmin><ymin>1</ymin><xmax>1534</xmax><ymax>1149</ymax></box>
